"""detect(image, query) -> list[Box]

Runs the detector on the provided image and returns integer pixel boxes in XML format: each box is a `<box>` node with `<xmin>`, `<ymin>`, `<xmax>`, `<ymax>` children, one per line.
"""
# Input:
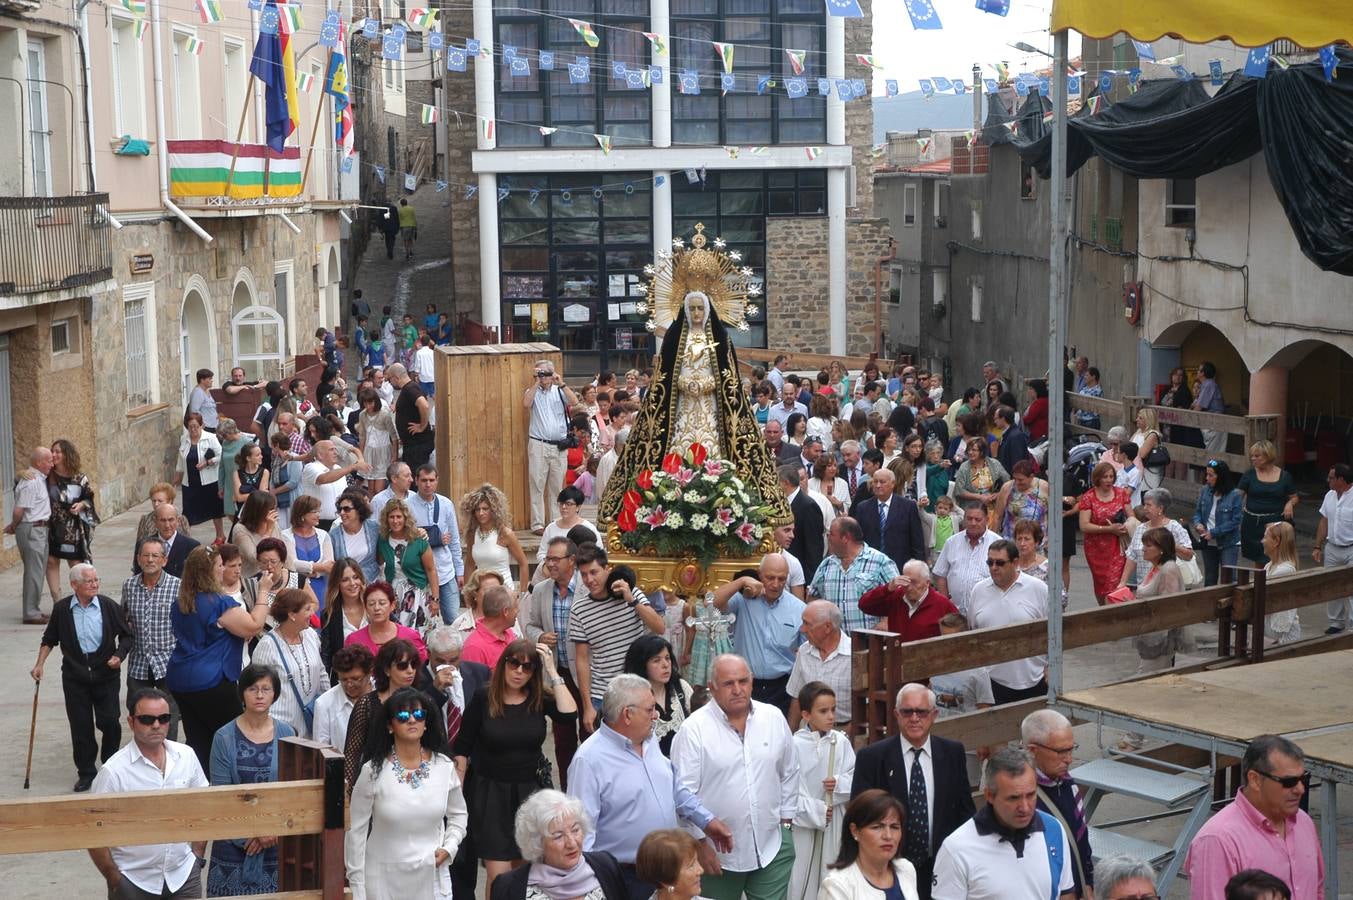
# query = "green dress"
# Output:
<box><xmin>218</xmin><ymin>436</ymin><xmax>253</xmax><ymax>519</ymax></box>
<box><xmin>1238</xmin><ymin>468</ymin><xmax>1296</xmax><ymax>564</ymax></box>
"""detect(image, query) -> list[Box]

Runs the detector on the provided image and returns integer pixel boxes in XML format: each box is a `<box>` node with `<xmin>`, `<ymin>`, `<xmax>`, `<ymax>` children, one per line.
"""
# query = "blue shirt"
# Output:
<box><xmin>552</xmin><ymin>579</ymin><xmax>575</xmax><ymax>670</ymax></box>
<box><xmin>727</xmin><ymin>590</ymin><xmax>804</xmax><ymax>679</ymax></box>
<box><xmin>568</xmin><ymin>724</ymin><xmax>715</xmax><ymax>864</ymax></box>
<box><xmin>410</xmin><ymin>491</ymin><xmax>464</xmax><ymax>582</ymax></box>
<box><xmin>72</xmin><ymin>596</ymin><xmax>104</xmax><ymax>655</ymax></box>
<box><xmin>166</xmin><ymin>593</ymin><xmax>245</xmax><ymax>693</ymax></box>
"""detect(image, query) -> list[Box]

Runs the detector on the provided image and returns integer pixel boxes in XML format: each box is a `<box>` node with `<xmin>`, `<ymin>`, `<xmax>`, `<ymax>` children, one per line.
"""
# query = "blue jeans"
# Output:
<box><xmin>1200</xmin><ymin>543</ymin><xmax>1240</xmax><ymax>587</ymax></box>
<box><xmin>421</xmin><ymin>381</ymin><xmax>435</xmax><ymax>399</ymax></box>
<box><xmin>437</xmin><ymin>578</ymin><xmax>461</xmax><ymax>622</ymax></box>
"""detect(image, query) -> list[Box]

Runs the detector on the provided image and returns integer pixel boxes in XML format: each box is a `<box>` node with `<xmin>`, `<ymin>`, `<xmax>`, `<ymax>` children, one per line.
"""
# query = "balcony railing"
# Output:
<box><xmin>0</xmin><ymin>194</ymin><xmax>113</xmax><ymax>296</ymax></box>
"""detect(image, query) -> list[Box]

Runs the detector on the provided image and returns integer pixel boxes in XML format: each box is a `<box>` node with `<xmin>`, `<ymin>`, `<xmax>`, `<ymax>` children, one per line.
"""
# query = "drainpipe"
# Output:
<box><xmin>149</xmin><ymin>0</ymin><xmax>213</xmax><ymax>243</ymax></box>
<box><xmin>873</xmin><ymin>237</ymin><xmax>896</xmax><ymax>356</ymax></box>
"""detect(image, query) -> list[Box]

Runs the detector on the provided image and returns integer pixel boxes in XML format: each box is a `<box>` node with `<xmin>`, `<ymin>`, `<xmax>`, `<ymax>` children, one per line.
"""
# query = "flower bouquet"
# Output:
<box><xmin>616</xmin><ymin>442</ymin><xmax>773</xmax><ymax>568</ymax></box>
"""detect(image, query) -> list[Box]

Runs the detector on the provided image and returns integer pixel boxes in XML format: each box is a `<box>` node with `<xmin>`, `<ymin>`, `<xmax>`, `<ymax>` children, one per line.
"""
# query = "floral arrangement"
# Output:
<box><xmin>617</xmin><ymin>442</ymin><xmax>772</xmax><ymax>566</ymax></box>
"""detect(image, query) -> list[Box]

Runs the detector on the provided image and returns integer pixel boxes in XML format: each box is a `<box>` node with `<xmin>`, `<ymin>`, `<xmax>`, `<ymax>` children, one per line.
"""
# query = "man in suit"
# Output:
<box><xmin>781</xmin><ymin>463</ymin><xmax>826</xmax><ymax>583</ymax></box>
<box><xmin>853</xmin><ymin>683</ymin><xmax>976</xmax><ymax>900</ymax></box>
<box><xmin>134</xmin><ymin>503</ymin><xmax>200</xmax><ymax>579</ymax></box>
<box><xmin>849</xmin><ymin>449</ymin><xmax>885</xmax><ymax>518</ymax></box>
<box><xmin>416</xmin><ymin>625</ymin><xmax>490</xmax><ymax>900</ymax></box>
<box><xmin>30</xmin><ymin>564</ymin><xmax>135</xmax><ymax>792</ymax></box>
<box><xmin>763</xmin><ymin>420</ymin><xmax>800</xmax><ymax>464</ymax></box>
<box><xmin>858</xmin><ymin>469</ymin><xmax>927</xmax><ymax>573</ymax></box>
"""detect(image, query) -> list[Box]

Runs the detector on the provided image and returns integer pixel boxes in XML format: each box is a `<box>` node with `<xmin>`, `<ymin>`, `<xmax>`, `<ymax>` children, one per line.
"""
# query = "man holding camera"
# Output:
<box><xmin>523</xmin><ymin>360</ymin><xmax>578</xmax><ymax>534</ymax></box>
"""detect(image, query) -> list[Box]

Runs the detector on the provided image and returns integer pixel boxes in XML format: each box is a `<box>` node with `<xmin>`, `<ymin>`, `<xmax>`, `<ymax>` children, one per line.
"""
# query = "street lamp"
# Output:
<box><xmin>1009</xmin><ymin>41</ymin><xmax>1053</xmax><ymax>58</ymax></box>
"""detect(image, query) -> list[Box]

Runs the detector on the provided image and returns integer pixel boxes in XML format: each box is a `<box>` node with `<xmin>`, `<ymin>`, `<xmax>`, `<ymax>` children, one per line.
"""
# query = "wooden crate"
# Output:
<box><xmin>434</xmin><ymin>343</ymin><xmax>562</xmax><ymax>530</ymax></box>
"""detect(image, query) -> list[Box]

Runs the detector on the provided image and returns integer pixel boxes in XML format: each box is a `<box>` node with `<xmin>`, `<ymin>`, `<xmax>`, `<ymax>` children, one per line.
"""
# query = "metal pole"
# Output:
<box><xmin>1046</xmin><ymin>29</ymin><xmax>1070</xmax><ymax>700</ymax></box>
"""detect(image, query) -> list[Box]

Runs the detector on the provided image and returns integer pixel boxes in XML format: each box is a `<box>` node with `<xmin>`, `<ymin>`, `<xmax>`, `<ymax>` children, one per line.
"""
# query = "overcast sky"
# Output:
<box><xmin>871</xmin><ymin>1</ymin><xmax>1083</xmax><ymax>93</ymax></box>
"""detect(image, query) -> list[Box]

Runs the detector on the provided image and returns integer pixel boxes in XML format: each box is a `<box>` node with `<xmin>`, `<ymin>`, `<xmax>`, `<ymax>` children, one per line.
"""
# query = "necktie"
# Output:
<box><xmin>906</xmin><ymin>747</ymin><xmax>929</xmax><ymax>860</ymax></box>
<box><xmin>849</xmin><ymin>467</ymin><xmax>858</xmax><ymax>494</ymax></box>
<box><xmin>880</xmin><ymin>502</ymin><xmax>889</xmax><ymax>530</ymax></box>
<box><xmin>445</xmin><ymin>699</ymin><xmax>463</xmax><ymax>745</ymax></box>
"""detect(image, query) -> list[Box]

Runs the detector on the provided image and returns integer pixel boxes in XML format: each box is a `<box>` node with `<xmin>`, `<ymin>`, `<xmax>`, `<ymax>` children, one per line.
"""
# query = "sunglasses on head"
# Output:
<box><xmin>506</xmin><ymin>656</ymin><xmax>539</xmax><ymax>672</ymax></box>
<box><xmin>392</xmin><ymin>708</ymin><xmax>427</xmax><ymax>724</ymax></box>
<box><xmin>134</xmin><ymin>713</ymin><xmax>173</xmax><ymax>726</ymax></box>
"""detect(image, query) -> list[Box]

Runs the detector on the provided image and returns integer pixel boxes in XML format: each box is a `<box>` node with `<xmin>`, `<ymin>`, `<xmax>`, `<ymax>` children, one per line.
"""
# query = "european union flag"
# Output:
<box><xmin>466</xmin><ymin>38</ymin><xmax>480</xmax><ymax>56</ymax></box>
<box><xmin>612</xmin><ymin>60</ymin><xmax>628</xmax><ymax>79</ymax></box>
<box><xmin>1209</xmin><ymin>59</ymin><xmax>1224</xmax><ymax>85</ymax></box>
<box><xmin>626</xmin><ymin>69</ymin><xmax>645</xmax><ymax>89</ymax></box>
<box><xmin>1244</xmin><ymin>46</ymin><xmax>1270</xmax><ymax>79</ymax></box>
<box><xmin>1067</xmin><ymin>75</ymin><xmax>1081</xmax><ymax>94</ymax></box>
<box><xmin>1099</xmin><ymin>72</ymin><xmax>1113</xmax><ymax>94</ymax></box>
<box><xmin>392</xmin><ymin>25</ymin><xmax>408</xmax><ymax>44</ymax></box>
<box><xmin>817</xmin><ymin>78</ymin><xmax>830</xmax><ymax>96</ymax></box>
<box><xmin>428</xmin><ymin>31</ymin><xmax>444</xmax><ymax>51</ymax></box>
<box><xmin>503</xmin><ymin>46</ymin><xmax>517</xmax><ymax>63</ymax></box>
<box><xmin>975</xmin><ymin>0</ymin><xmax>1009</xmax><ymax>15</ymax></box>
<box><xmin>248</xmin><ymin>0</ymin><xmax>261</xmax><ymax>9</ymax></box>
<box><xmin>319</xmin><ymin>11</ymin><xmax>340</xmax><ymax>48</ymax></box>
<box><xmin>851</xmin><ymin>78</ymin><xmax>866</xmax><ymax>98</ymax></box>
<box><xmin>1015</xmin><ymin>80</ymin><xmax>1028</xmax><ymax>96</ymax></box>
<box><xmin>919</xmin><ymin>79</ymin><xmax>934</xmax><ymax>97</ymax></box>
<box><xmin>1128</xmin><ymin>68</ymin><xmax>1142</xmax><ymax>86</ymax></box>
<box><xmin>260</xmin><ymin>7</ymin><xmax>278</xmax><ymax>34</ymax></box>
<box><xmin>886</xmin><ymin>80</ymin><xmax>899</xmax><ymax>96</ymax></box>
<box><xmin>983</xmin><ymin>78</ymin><xmax>998</xmax><ymax>93</ymax></box>
<box><xmin>904</xmin><ymin>0</ymin><xmax>943</xmax><ymax>30</ymax></box>
<box><xmin>932</xmin><ymin>77</ymin><xmax>952</xmax><ymax>92</ymax></box>
<box><xmin>835</xmin><ymin>79</ymin><xmax>851</xmax><ymax>101</ymax></box>
<box><xmin>1170</xmin><ymin>65</ymin><xmax>1193</xmax><ymax>81</ymax></box>
<box><xmin>569</xmin><ymin>62</ymin><xmax>590</xmax><ymax>84</ymax></box>
<box><xmin>1320</xmin><ymin>45</ymin><xmax>1338</xmax><ymax>82</ymax></box>
<box><xmin>383</xmin><ymin>35</ymin><xmax>402</xmax><ymax>61</ymax></box>
<box><xmin>1038</xmin><ymin>77</ymin><xmax>1049</xmax><ymax>96</ymax></box>
<box><xmin>511</xmin><ymin>57</ymin><xmax>530</xmax><ymax>77</ymax></box>
<box><xmin>757</xmin><ymin>75</ymin><xmax>771</xmax><ymax>95</ymax></box>
<box><xmin>649</xmin><ymin>66</ymin><xmax>663</xmax><ymax>84</ymax></box>
<box><xmin>448</xmin><ymin>47</ymin><xmax>467</xmax><ymax>71</ymax></box>
<box><xmin>787</xmin><ymin>77</ymin><xmax>807</xmax><ymax>98</ymax></box>
<box><xmin>680</xmin><ymin>70</ymin><xmax>699</xmax><ymax>94</ymax></box>
<box><xmin>1132</xmin><ymin>40</ymin><xmax>1155</xmax><ymax>61</ymax></box>
<box><xmin>954</xmin><ymin>81</ymin><xmax>966</xmax><ymax>95</ymax></box>
<box><xmin>539</xmin><ymin>51</ymin><xmax>554</xmax><ymax>70</ymax></box>
<box><xmin>720</xmin><ymin>72</ymin><xmax>736</xmax><ymax>93</ymax></box>
<box><xmin>361</xmin><ymin>18</ymin><xmax>377</xmax><ymax>40</ymax></box>
<box><xmin>825</xmin><ymin>0</ymin><xmax>864</xmax><ymax>18</ymax></box>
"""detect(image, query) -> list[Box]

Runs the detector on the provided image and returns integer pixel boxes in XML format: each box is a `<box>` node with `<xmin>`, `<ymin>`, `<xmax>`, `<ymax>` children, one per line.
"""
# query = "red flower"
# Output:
<box><xmin>689</xmin><ymin>443</ymin><xmax>709</xmax><ymax>467</ymax></box>
<box><xmin>618</xmin><ymin>507</ymin><xmax>638</xmax><ymax>532</ymax></box>
<box><xmin>623</xmin><ymin>489</ymin><xmax>643</xmax><ymax>512</ymax></box>
<box><xmin>636</xmin><ymin>469</ymin><xmax>654</xmax><ymax>490</ymax></box>
<box><xmin>661</xmin><ymin>453</ymin><xmax>683</xmax><ymax>474</ymax></box>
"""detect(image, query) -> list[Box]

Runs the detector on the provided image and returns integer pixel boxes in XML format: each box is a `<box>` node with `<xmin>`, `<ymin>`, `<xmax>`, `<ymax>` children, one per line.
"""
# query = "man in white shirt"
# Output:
<box><xmin>766</xmin><ymin>354</ymin><xmax>790</xmax><ymax>393</ymax></box>
<box><xmin>313</xmin><ymin>644</ymin><xmax>374</xmax><ymax>750</ymax></box>
<box><xmin>88</xmin><ymin>688</ymin><xmax>208</xmax><ymax>899</ymax></box>
<box><xmin>372</xmin><ymin>367</ymin><xmax>396</xmax><ymax>406</ymax></box>
<box><xmin>1316</xmin><ymin>463</ymin><xmax>1353</xmax><ymax>633</ymax></box>
<box><xmin>967</xmin><ymin>539</ymin><xmax>1050</xmax><ymax>705</ymax></box>
<box><xmin>411</xmin><ymin>465</ymin><xmax>465</xmax><ymax>622</ymax></box>
<box><xmin>302</xmin><ymin>440</ymin><xmax>363</xmax><ymax>531</ymax></box>
<box><xmin>671</xmin><ymin>655</ymin><xmax>798</xmax><ymax>900</ymax></box>
<box><xmin>786</xmin><ymin>600</ymin><xmax>852</xmax><ymax>728</ymax></box>
<box><xmin>3</xmin><ymin>446</ymin><xmax>53</xmax><ymax>623</ymax></box>
<box><xmin>772</xmin><ymin>523</ymin><xmax>807</xmax><ymax>599</ymax></box>
<box><xmin>522</xmin><ymin>360</ymin><xmax>578</xmax><ymax>533</ymax></box>
<box><xmin>932</xmin><ymin>747</ymin><xmax>1075</xmax><ymax>900</ymax></box>
<box><xmin>933</xmin><ymin>502</ymin><xmax>1002</xmax><ymax>618</ymax></box>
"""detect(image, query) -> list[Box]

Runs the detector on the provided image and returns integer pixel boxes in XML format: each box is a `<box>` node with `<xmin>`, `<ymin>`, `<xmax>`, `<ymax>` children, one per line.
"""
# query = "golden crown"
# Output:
<box><xmin>640</xmin><ymin>223</ymin><xmax>761</xmax><ymax>333</ymax></box>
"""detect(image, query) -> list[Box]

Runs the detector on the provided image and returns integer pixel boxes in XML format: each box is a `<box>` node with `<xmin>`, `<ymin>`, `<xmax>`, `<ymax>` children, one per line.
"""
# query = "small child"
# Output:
<box><xmin>929</xmin><ymin>494</ymin><xmax>960</xmax><ymax>562</ymax></box>
<box><xmin>789</xmin><ymin>682</ymin><xmax>854</xmax><ymax>900</ymax></box>
<box><xmin>682</xmin><ymin>592</ymin><xmax>733</xmax><ymax>687</ymax></box>
<box><xmin>930</xmin><ymin>613</ymin><xmax>994</xmax><ymax>788</ymax></box>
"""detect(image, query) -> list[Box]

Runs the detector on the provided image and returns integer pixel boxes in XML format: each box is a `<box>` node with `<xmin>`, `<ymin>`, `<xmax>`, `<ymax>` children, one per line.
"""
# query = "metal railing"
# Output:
<box><xmin>0</xmin><ymin>194</ymin><xmax>113</xmax><ymax>295</ymax></box>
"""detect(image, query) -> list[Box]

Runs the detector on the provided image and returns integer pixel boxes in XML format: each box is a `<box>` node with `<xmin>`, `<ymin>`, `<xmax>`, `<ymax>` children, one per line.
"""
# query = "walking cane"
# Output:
<box><xmin>23</xmin><ymin>678</ymin><xmax>40</xmax><ymax>789</ymax></box>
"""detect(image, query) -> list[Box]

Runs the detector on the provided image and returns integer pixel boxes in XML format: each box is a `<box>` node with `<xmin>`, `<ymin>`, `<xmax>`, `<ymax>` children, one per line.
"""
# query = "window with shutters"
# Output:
<box><xmin>123</xmin><ymin>283</ymin><xmax>158</xmax><ymax>408</ymax></box>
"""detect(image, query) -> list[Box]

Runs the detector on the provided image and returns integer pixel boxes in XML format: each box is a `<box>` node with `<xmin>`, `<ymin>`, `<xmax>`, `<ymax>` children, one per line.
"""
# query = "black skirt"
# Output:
<box><xmin>464</xmin><ymin>770</ymin><xmax>540</xmax><ymax>861</ymax></box>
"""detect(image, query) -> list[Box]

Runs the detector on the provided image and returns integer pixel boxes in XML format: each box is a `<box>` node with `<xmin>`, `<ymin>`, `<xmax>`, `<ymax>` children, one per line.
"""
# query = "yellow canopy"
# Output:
<box><xmin>1050</xmin><ymin>0</ymin><xmax>1353</xmax><ymax>48</ymax></box>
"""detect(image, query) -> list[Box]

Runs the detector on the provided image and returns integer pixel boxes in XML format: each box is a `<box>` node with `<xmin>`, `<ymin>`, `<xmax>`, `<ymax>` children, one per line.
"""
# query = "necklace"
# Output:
<box><xmin>285</xmin><ymin>635</ymin><xmax>314</xmax><ymax>697</ymax></box>
<box><xmin>389</xmin><ymin>752</ymin><xmax>431</xmax><ymax>789</ymax></box>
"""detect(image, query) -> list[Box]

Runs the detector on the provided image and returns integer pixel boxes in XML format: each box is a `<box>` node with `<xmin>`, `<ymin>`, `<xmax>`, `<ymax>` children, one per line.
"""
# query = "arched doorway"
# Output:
<box><xmin>179</xmin><ymin>278</ymin><xmax>216</xmax><ymax>410</ymax></box>
<box><xmin>232</xmin><ymin>270</ymin><xmax>260</xmax><ymax>367</ymax></box>
<box><xmin>325</xmin><ymin>244</ymin><xmax>342</xmax><ymax>329</ymax></box>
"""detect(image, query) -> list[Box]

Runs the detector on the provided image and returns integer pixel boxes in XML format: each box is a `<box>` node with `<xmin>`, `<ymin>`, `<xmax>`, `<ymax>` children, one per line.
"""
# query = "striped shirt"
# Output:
<box><xmin>567</xmin><ymin>587</ymin><xmax>651</xmax><ymax>701</ymax></box>
<box><xmin>809</xmin><ymin>545</ymin><xmax>899</xmax><ymax>632</ymax></box>
<box><xmin>121</xmin><ymin>571</ymin><xmax>183</xmax><ymax>680</ymax></box>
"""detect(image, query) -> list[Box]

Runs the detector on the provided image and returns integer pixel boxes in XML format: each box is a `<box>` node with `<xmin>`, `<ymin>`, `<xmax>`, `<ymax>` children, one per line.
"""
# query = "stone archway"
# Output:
<box><xmin>179</xmin><ymin>276</ymin><xmax>216</xmax><ymax>409</ymax></box>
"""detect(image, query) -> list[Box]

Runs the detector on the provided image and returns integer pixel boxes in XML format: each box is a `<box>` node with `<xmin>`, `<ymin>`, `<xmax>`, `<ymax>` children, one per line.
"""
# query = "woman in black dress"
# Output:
<box><xmin>452</xmin><ymin>638</ymin><xmax>577</xmax><ymax>897</ymax></box>
<box><xmin>623</xmin><ymin>635</ymin><xmax>690</xmax><ymax>757</ymax></box>
<box><xmin>45</xmin><ymin>439</ymin><xmax>98</xmax><ymax>602</ymax></box>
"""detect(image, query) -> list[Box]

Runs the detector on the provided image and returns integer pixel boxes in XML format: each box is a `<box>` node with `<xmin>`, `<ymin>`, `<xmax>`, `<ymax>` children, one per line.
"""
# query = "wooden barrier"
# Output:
<box><xmin>0</xmin><ymin>739</ymin><xmax>347</xmax><ymax>900</ymax></box>
<box><xmin>736</xmin><ymin>350</ymin><xmax>882</xmax><ymax>377</ymax></box>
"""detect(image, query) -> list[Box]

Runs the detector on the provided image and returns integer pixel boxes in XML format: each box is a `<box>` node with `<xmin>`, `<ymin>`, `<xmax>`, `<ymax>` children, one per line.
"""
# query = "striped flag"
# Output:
<box><xmin>326</xmin><ymin>20</ymin><xmax>353</xmax><ymax>156</ymax></box>
<box><xmin>295</xmin><ymin>71</ymin><xmax>315</xmax><ymax>92</ymax></box>
<box><xmin>917</xmin><ymin>137</ymin><xmax>932</xmax><ymax>155</ymax></box>
<box><xmin>407</xmin><ymin>7</ymin><xmax>438</xmax><ymax>28</ymax></box>
<box><xmin>185</xmin><ymin>36</ymin><xmax>206</xmax><ymax>56</ymax></box>
<box><xmin>134</xmin><ymin>18</ymin><xmax>148</xmax><ymax>39</ymax></box>
<box><xmin>197</xmin><ymin>0</ymin><xmax>224</xmax><ymax>23</ymax></box>
<box><xmin>804</xmin><ymin>146</ymin><xmax>822</xmax><ymax>161</ymax></box>
<box><xmin>855</xmin><ymin>54</ymin><xmax>881</xmax><ymax>70</ymax></box>
<box><xmin>712</xmin><ymin>41</ymin><xmax>734</xmax><ymax>73</ymax></box>
<box><xmin>120</xmin><ymin>0</ymin><xmax>147</xmax><ymax>15</ymax></box>
<box><xmin>994</xmin><ymin>61</ymin><xmax>1009</xmax><ymax>82</ymax></box>
<box><xmin>569</xmin><ymin>18</ymin><xmax>600</xmax><ymax>48</ymax></box>
<box><xmin>595</xmin><ymin>134</ymin><xmax>612</xmax><ymax>154</ymax></box>
<box><xmin>421</xmin><ymin>104</ymin><xmax>439</xmax><ymax>124</ymax></box>
<box><xmin>278</xmin><ymin>4</ymin><xmax>303</xmax><ymax>35</ymax></box>
<box><xmin>785</xmin><ymin>49</ymin><xmax>805</xmax><ymax>75</ymax></box>
<box><xmin>643</xmin><ymin>32</ymin><xmax>667</xmax><ymax>56</ymax></box>
<box><xmin>481</xmin><ymin>119</ymin><xmax>495</xmax><ymax>141</ymax></box>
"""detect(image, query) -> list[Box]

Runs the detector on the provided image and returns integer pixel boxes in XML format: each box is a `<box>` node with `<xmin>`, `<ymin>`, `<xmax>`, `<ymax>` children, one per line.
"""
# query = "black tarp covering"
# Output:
<box><xmin>989</xmin><ymin>49</ymin><xmax>1353</xmax><ymax>274</ymax></box>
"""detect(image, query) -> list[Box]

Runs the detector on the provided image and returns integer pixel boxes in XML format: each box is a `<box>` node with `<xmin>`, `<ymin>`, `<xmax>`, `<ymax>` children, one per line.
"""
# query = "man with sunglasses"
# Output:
<box><xmin>88</xmin><ymin>688</ymin><xmax>208</xmax><ymax>898</ymax></box>
<box><xmin>851</xmin><ymin>683</ymin><xmax>974</xmax><ymax>900</ymax></box>
<box><xmin>967</xmin><ymin>539</ymin><xmax>1050</xmax><ymax>705</ymax></box>
<box><xmin>1023</xmin><ymin>709</ymin><xmax>1094</xmax><ymax>899</ymax></box>
<box><xmin>1185</xmin><ymin>734</ymin><xmax>1322</xmax><ymax>900</ymax></box>
<box><xmin>522</xmin><ymin>360</ymin><xmax>579</xmax><ymax>534</ymax></box>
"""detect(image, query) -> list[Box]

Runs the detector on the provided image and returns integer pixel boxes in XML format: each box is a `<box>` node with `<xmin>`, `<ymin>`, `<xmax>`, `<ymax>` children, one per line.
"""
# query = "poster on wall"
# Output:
<box><xmin>531</xmin><ymin>303</ymin><xmax>549</xmax><ymax>336</ymax></box>
<box><xmin>615</xmin><ymin>330</ymin><xmax>633</xmax><ymax>350</ymax></box>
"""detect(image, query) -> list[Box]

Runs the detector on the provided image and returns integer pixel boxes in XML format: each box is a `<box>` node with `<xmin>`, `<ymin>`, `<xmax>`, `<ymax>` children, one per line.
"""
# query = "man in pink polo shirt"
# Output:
<box><xmin>1185</xmin><ymin>734</ymin><xmax>1323</xmax><ymax>899</ymax></box>
<box><xmin>462</xmin><ymin>584</ymin><xmax>518</xmax><ymax>669</ymax></box>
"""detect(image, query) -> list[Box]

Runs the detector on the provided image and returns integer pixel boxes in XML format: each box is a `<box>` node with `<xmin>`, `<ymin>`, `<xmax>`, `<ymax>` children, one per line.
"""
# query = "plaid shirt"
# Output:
<box><xmin>809</xmin><ymin>545</ymin><xmax>899</xmax><ymax>632</ymax></box>
<box><xmin>551</xmin><ymin>578</ymin><xmax>575</xmax><ymax>670</ymax></box>
<box><xmin>120</xmin><ymin>571</ymin><xmax>183</xmax><ymax>680</ymax></box>
<box><xmin>288</xmin><ymin>431</ymin><xmax>312</xmax><ymax>457</ymax></box>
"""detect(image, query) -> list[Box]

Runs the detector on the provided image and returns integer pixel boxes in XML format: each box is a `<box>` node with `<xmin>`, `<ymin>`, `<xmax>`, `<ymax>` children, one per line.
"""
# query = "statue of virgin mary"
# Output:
<box><xmin>598</xmin><ymin>225</ymin><xmax>791</xmax><ymax>526</ymax></box>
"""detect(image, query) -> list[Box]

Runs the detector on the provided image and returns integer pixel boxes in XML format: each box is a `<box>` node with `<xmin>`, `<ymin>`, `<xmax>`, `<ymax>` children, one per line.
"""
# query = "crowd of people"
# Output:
<box><xmin>9</xmin><ymin>343</ymin><xmax>1334</xmax><ymax>900</ymax></box>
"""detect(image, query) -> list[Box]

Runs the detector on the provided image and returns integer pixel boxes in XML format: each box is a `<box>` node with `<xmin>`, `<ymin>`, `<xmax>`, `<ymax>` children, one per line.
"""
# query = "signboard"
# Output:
<box><xmin>130</xmin><ymin>253</ymin><xmax>154</xmax><ymax>274</ymax></box>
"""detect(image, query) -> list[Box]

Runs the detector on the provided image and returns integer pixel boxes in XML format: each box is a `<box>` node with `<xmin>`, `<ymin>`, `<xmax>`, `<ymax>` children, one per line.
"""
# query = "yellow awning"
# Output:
<box><xmin>1050</xmin><ymin>0</ymin><xmax>1353</xmax><ymax>48</ymax></box>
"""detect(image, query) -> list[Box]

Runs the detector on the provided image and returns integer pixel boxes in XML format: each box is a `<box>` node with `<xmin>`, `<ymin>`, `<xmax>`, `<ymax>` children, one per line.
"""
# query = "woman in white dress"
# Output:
<box><xmin>347</xmin><ymin>687</ymin><xmax>468</xmax><ymax>900</ymax></box>
<box><xmin>1262</xmin><ymin>521</ymin><xmax>1302</xmax><ymax>645</ymax></box>
<box><xmin>809</xmin><ymin>456</ymin><xmax>851</xmax><ymax>520</ymax></box>
<box><xmin>790</xmin><ymin>683</ymin><xmax>854</xmax><ymax>900</ymax></box>
<box><xmin>461</xmin><ymin>483</ymin><xmax>530</xmax><ymax>592</ymax></box>
<box><xmin>250</xmin><ymin>588</ymin><xmax>327</xmax><ymax>738</ymax></box>
<box><xmin>357</xmin><ymin>387</ymin><xmax>399</xmax><ymax>494</ymax></box>
<box><xmin>1130</xmin><ymin>407</ymin><xmax>1166</xmax><ymax>495</ymax></box>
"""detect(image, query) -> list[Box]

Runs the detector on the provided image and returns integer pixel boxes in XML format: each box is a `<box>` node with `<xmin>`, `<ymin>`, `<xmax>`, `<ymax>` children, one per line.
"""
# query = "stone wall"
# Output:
<box><xmin>843</xmin><ymin>0</ymin><xmax>876</xmax><ymax>216</ymax></box>
<box><xmin>441</xmin><ymin>4</ymin><xmax>482</xmax><ymax>322</ymax></box>
<box><xmin>765</xmin><ymin>216</ymin><xmax>895</xmax><ymax>357</ymax></box>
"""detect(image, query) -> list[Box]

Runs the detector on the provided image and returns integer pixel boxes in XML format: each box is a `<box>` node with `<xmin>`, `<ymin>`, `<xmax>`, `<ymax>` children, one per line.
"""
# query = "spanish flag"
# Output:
<box><xmin>250</xmin><ymin>0</ymin><xmax>300</xmax><ymax>153</ymax></box>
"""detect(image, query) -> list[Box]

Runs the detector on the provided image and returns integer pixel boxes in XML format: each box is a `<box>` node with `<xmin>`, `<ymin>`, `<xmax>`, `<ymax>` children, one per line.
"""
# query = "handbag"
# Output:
<box><xmin>1178</xmin><ymin>552</ymin><xmax>1204</xmax><ymax>589</ymax></box>
<box><xmin>1144</xmin><ymin>434</ymin><xmax>1170</xmax><ymax>469</ymax></box>
<box><xmin>535</xmin><ymin>752</ymin><xmax>554</xmax><ymax>789</ymax></box>
<box><xmin>269</xmin><ymin>632</ymin><xmax>316</xmax><ymax>732</ymax></box>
